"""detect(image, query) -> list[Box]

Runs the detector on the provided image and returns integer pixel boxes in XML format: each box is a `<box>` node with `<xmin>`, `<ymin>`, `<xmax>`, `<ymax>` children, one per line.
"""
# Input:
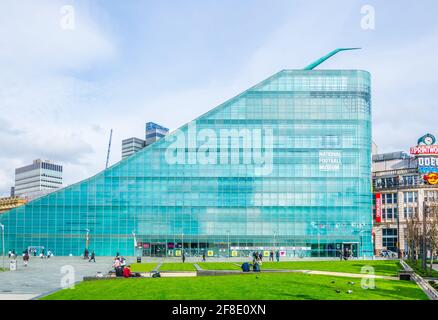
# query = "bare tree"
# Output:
<box><xmin>427</xmin><ymin>204</ymin><xmax>438</xmax><ymax>274</ymax></box>
<box><xmin>405</xmin><ymin>208</ymin><xmax>422</xmax><ymax>261</ymax></box>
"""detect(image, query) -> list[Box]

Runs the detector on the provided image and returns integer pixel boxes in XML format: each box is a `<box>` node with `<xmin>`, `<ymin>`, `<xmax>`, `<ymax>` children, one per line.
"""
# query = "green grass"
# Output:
<box><xmin>158</xmin><ymin>263</ymin><xmax>196</xmax><ymax>271</ymax></box>
<box><xmin>130</xmin><ymin>263</ymin><xmax>158</xmax><ymax>273</ymax></box>
<box><xmin>197</xmin><ymin>260</ymin><xmax>401</xmax><ymax>276</ymax></box>
<box><xmin>405</xmin><ymin>260</ymin><xmax>438</xmax><ymax>278</ymax></box>
<box><xmin>258</xmin><ymin>260</ymin><xmax>401</xmax><ymax>276</ymax></box>
<box><xmin>197</xmin><ymin>262</ymin><xmax>242</xmax><ymax>270</ymax></box>
<box><xmin>41</xmin><ymin>272</ymin><xmax>427</xmax><ymax>300</ymax></box>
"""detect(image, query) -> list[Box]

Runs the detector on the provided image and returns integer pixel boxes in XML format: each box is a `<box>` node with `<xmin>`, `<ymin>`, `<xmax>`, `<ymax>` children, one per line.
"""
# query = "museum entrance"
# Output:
<box><xmin>150</xmin><ymin>243</ymin><xmax>166</xmax><ymax>257</ymax></box>
<box><xmin>342</xmin><ymin>242</ymin><xmax>358</xmax><ymax>257</ymax></box>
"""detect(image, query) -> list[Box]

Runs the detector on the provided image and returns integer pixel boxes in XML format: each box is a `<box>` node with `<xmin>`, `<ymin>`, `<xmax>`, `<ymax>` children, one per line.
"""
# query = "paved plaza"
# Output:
<box><xmin>0</xmin><ymin>256</ymin><xmax>124</xmax><ymax>300</ymax></box>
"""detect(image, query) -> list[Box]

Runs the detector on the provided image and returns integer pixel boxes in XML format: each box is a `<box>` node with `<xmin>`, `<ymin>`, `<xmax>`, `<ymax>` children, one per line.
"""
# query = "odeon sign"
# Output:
<box><xmin>411</xmin><ymin>133</ymin><xmax>438</xmax><ymax>179</ymax></box>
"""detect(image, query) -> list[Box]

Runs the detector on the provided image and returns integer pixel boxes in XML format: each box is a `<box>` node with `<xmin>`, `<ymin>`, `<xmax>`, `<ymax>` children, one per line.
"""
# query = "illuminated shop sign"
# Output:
<box><xmin>424</xmin><ymin>173</ymin><xmax>438</xmax><ymax>185</ymax></box>
<box><xmin>411</xmin><ymin>134</ymin><xmax>438</xmax><ymax>173</ymax></box>
<box><xmin>410</xmin><ymin>145</ymin><xmax>438</xmax><ymax>155</ymax></box>
<box><xmin>418</xmin><ymin>157</ymin><xmax>438</xmax><ymax>173</ymax></box>
<box><xmin>375</xmin><ymin>193</ymin><xmax>382</xmax><ymax>223</ymax></box>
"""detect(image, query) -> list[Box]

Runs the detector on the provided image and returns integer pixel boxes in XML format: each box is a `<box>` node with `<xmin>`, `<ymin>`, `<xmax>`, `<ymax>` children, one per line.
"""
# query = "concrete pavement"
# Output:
<box><xmin>0</xmin><ymin>256</ymin><xmax>124</xmax><ymax>300</ymax></box>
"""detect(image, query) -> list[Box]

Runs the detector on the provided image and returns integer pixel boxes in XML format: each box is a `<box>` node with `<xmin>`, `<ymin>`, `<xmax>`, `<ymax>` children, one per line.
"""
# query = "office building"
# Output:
<box><xmin>145</xmin><ymin>122</ymin><xmax>169</xmax><ymax>146</ymax></box>
<box><xmin>372</xmin><ymin>134</ymin><xmax>438</xmax><ymax>255</ymax></box>
<box><xmin>121</xmin><ymin>122</ymin><xmax>169</xmax><ymax>159</ymax></box>
<box><xmin>122</xmin><ymin>137</ymin><xmax>146</xmax><ymax>159</ymax></box>
<box><xmin>14</xmin><ymin>159</ymin><xmax>63</xmax><ymax>200</ymax></box>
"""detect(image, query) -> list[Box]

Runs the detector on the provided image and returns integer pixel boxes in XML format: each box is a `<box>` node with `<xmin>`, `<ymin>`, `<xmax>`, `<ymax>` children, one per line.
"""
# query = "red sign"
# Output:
<box><xmin>375</xmin><ymin>193</ymin><xmax>382</xmax><ymax>223</ymax></box>
<box><xmin>424</xmin><ymin>173</ymin><xmax>438</xmax><ymax>185</ymax></box>
<box><xmin>410</xmin><ymin>145</ymin><xmax>438</xmax><ymax>155</ymax></box>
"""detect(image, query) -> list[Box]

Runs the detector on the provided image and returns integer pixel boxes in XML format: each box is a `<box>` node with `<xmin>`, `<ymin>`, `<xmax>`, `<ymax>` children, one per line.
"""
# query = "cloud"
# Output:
<box><xmin>0</xmin><ymin>0</ymin><xmax>116</xmax><ymax>196</ymax></box>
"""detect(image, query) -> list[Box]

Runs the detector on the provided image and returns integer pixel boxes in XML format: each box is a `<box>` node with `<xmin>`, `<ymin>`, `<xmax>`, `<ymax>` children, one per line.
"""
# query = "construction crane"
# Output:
<box><xmin>105</xmin><ymin>129</ymin><xmax>113</xmax><ymax>169</ymax></box>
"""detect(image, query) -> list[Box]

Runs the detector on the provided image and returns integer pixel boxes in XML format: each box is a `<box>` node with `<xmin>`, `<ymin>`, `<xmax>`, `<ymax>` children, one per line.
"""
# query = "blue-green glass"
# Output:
<box><xmin>0</xmin><ymin>70</ymin><xmax>372</xmax><ymax>257</ymax></box>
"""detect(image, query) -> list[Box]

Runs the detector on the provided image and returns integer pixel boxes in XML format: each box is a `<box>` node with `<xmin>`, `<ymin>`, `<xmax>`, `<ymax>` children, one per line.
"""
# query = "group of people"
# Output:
<box><xmin>83</xmin><ymin>249</ymin><xmax>96</xmax><ymax>262</ymax></box>
<box><xmin>252</xmin><ymin>250</ymin><xmax>280</xmax><ymax>264</ymax></box>
<box><xmin>339</xmin><ymin>247</ymin><xmax>353</xmax><ymax>260</ymax></box>
<box><xmin>112</xmin><ymin>253</ymin><xmax>138</xmax><ymax>278</ymax></box>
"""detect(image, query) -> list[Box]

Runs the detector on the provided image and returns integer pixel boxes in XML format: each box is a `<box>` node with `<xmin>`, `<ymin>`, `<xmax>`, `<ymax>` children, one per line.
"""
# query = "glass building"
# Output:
<box><xmin>0</xmin><ymin>68</ymin><xmax>373</xmax><ymax>258</ymax></box>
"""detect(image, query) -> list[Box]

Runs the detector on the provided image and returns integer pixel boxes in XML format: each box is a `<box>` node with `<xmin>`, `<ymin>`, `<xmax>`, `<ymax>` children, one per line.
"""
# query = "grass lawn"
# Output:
<box><xmin>130</xmin><ymin>263</ymin><xmax>158</xmax><ymax>273</ymax></box>
<box><xmin>258</xmin><ymin>260</ymin><xmax>401</xmax><ymax>276</ymax></box>
<box><xmin>159</xmin><ymin>263</ymin><xmax>196</xmax><ymax>271</ymax></box>
<box><xmin>196</xmin><ymin>260</ymin><xmax>401</xmax><ymax>276</ymax></box>
<box><xmin>41</xmin><ymin>272</ymin><xmax>427</xmax><ymax>300</ymax></box>
<box><xmin>405</xmin><ymin>260</ymin><xmax>438</xmax><ymax>278</ymax></box>
<box><xmin>198</xmin><ymin>262</ymin><xmax>242</xmax><ymax>270</ymax></box>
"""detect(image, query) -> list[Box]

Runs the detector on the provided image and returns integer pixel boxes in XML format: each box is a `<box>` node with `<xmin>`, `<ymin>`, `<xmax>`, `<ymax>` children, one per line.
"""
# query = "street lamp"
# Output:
<box><xmin>181</xmin><ymin>233</ymin><xmax>184</xmax><ymax>257</ymax></box>
<box><xmin>0</xmin><ymin>223</ymin><xmax>4</xmax><ymax>271</ymax></box>
<box><xmin>226</xmin><ymin>230</ymin><xmax>230</xmax><ymax>258</ymax></box>
<box><xmin>85</xmin><ymin>228</ymin><xmax>90</xmax><ymax>252</ymax></box>
<box><xmin>132</xmin><ymin>231</ymin><xmax>137</xmax><ymax>255</ymax></box>
<box><xmin>273</xmin><ymin>230</ymin><xmax>277</xmax><ymax>250</ymax></box>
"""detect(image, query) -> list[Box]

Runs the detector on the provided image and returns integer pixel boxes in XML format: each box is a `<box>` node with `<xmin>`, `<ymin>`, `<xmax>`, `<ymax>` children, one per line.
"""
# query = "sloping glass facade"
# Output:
<box><xmin>0</xmin><ymin>69</ymin><xmax>372</xmax><ymax>257</ymax></box>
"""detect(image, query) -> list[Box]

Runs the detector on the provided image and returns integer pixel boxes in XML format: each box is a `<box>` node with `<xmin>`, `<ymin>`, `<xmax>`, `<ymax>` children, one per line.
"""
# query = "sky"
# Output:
<box><xmin>0</xmin><ymin>0</ymin><xmax>437</xmax><ymax>196</ymax></box>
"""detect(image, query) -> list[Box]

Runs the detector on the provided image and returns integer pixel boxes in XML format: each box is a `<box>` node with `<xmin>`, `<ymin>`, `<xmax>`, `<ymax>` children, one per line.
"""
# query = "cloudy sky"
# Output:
<box><xmin>0</xmin><ymin>0</ymin><xmax>437</xmax><ymax>196</ymax></box>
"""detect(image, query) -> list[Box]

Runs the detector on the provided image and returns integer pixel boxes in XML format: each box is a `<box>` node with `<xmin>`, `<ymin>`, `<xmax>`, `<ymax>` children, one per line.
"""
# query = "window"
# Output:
<box><xmin>382</xmin><ymin>228</ymin><xmax>397</xmax><ymax>251</ymax></box>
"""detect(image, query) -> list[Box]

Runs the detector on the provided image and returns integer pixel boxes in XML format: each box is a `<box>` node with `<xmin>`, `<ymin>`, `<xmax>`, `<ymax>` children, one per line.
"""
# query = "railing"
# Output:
<box><xmin>399</xmin><ymin>259</ymin><xmax>438</xmax><ymax>300</ymax></box>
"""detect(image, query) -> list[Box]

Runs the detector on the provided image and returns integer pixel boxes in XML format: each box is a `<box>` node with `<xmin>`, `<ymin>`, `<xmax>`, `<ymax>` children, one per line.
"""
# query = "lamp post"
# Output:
<box><xmin>85</xmin><ymin>228</ymin><xmax>90</xmax><ymax>254</ymax></box>
<box><xmin>181</xmin><ymin>233</ymin><xmax>184</xmax><ymax>257</ymax></box>
<box><xmin>226</xmin><ymin>230</ymin><xmax>230</xmax><ymax>258</ymax></box>
<box><xmin>273</xmin><ymin>230</ymin><xmax>277</xmax><ymax>250</ymax></box>
<box><xmin>132</xmin><ymin>231</ymin><xmax>137</xmax><ymax>256</ymax></box>
<box><xmin>0</xmin><ymin>223</ymin><xmax>4</xmax><ymax>271</ymax></box>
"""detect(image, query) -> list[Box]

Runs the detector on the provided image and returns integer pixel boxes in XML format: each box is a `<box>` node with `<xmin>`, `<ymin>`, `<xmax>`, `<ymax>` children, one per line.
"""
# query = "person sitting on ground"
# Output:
<box><xmin>241</xmin><ymin>262</ymin><xmax>251</xmax><ymax>272</ymax></box>
<box><xmin>113</xmin><ymin>257</ymin><xmax>121</xmax><ymax>270</ymax></box>
<box><xmin>123</xmin><ymin>265</ymin><xmax>133</xmax><ymax>278</ymax></box>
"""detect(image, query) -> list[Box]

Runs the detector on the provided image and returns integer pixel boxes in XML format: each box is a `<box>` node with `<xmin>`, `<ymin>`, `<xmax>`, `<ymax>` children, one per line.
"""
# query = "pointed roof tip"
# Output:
<box><xmin>303</xmin><ymin>48</ymin><xmax>362</xmax><ymax>70</ymax></box>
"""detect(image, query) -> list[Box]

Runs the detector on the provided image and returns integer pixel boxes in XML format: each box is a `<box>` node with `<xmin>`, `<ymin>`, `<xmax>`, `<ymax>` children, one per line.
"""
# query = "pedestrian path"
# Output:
<box><xmin>0</xmin><ymin>256</ymin><xmax>118</xmax><ymax>300</ymax></box>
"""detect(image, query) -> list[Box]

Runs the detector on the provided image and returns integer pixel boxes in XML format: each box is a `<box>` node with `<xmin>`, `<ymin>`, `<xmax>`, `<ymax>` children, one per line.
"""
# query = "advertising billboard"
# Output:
<box><xmin>375</xmin><ymin>193</ymin><xmax>382</xmax><ymax>223</ymax></box>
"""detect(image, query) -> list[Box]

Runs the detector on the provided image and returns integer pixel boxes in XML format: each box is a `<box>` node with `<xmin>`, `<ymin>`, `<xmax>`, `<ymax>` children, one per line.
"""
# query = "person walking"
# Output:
<box><xmin>182</xmin><ymin>252</ymin><xmax>186</xmax><ymax>263</ymax></box>
<box><xmin>202</xmin><ymin>253</ymin><xmax>206</xmax><ymax>262</ymax></box>
<box><xmin>269</xmin><ymin>251</ymin><xmax>274</xmax><ymax>262</ymax></box>
<box><xmin>275</xmin><ymin>250</ymin><xmax>280</xmax><ymax>262</ymax></box>
<box><xmin>23</xmin><ymin>251</ymin><xmax>29</xmax><ymax>267</ymax></box>
<box><xmin>89</xmin><ymin>251</ymin><xmax>96</xmax><ymax>263</ymax></box>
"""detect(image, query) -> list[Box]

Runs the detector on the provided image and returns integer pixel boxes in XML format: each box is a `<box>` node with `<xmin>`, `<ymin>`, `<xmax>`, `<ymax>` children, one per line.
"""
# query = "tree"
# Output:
<box><xmin>405</xmin><ymin>208</ymin><xmax>421</xmax><ymax>261</ymax></box>
<box><xmin>426</xmin><ymin>204</ymin><xmax>438</xmax><ymax>274</ymax></box>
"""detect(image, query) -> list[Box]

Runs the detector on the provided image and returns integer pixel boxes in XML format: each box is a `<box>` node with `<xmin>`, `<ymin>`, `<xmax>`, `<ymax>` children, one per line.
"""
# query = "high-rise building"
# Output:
<box><xmin>145</xmin><ymin>122</ymin><xmax>169</xmax><ymax>146</ymax></box>
<box><xmin>14</xmin><ymin>159</ymin><xmax>63</xmax><ymax>200</ymax></box>
<box><xmin>121</xmin><ymin>122</ymin><xmax>169</xmax><ymax>159</ymax></box>
<box><xmin>122</xmin><ymin>137</ymin><xmax>146</xmax><ymax>159</ymax></box>
<box><xmin>0</xmin><ymin>50</ymin><xmax>372</xmax><ymax>257</ymax></box>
